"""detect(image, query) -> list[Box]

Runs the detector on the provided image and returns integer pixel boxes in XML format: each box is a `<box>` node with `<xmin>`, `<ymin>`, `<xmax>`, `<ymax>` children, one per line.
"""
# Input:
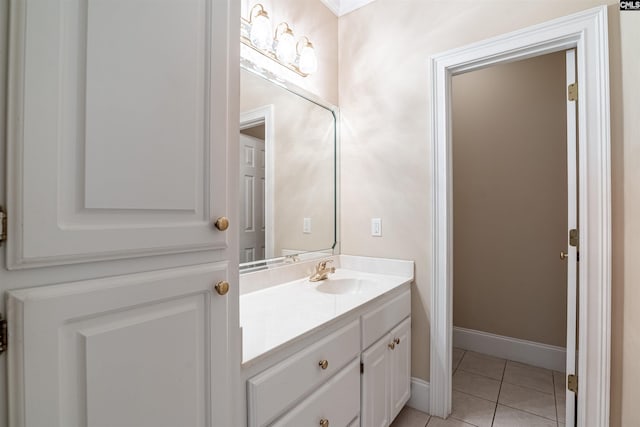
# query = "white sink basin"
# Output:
<box><xmin>315</xmin><ymin>278</ymin><xmax>378</xmax><ymax>295</ymax></box>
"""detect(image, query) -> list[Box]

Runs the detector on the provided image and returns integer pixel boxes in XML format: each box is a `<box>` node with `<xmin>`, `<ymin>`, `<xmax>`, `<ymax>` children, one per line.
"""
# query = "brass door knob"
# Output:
<box><xmin>319</xmin><ymin>360</ymin><xmax>329</xmax><ymax>370</ymax></box>
<box><xmin>394</xmin><ymin>338</ymin><xmax>400</xmax><ymax>345</ymax></box>
<box><xmin>214</xmin><ymin>216</ymin><xmax>229</xmax><ymax>231</ymax></box>
<box><xmin>560</xmin><ymin>251</ymin><xmax>568</xmax><ymax>260</ymax></box>
<box><xmin>388</xmin><ymin>342</ymin><xmax>395</xmax><ymax>350</ymax></box>
<box><xmin>214</xmin><ymin>281</ymin><xmax>230</xmax><ymax>296</ymax></box>
<box><xmin>319</xmin><ymin>418</ymin><xmax>329</xmax><ymax>427</ymax></box>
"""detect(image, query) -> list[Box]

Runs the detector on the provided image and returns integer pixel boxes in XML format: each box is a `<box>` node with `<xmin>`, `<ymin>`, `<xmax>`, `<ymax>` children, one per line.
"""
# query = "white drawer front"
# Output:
<box><xmin>271</xmin><ymin>359</ymin><xmax>360</xmax><ymax>427</ymax></box>
<box><xmin>361</xmin><ymin>289</ymin><xmax>411</xmax><ymax>349</ymax></box>
<box><xmin>248</xmin><ymin>320</ymin><xmax>360</xmax><ymax>427</ymax></box>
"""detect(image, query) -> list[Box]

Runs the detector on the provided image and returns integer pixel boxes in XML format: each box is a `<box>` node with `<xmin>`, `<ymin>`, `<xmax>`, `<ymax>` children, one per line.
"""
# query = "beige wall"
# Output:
<box><xmin>241</xmin><ymin>0</ymin><xmax>339</xmax><ymax>104</ymax></box>
<box><xmin>451</xmin><ymin>52</ymin><xmax>568</xmax><ymax>347</ymax></box>
<box><xmin>338</xmin><ymin>1</ymin><xmax>639</xmax><ymax>425</ymax></box>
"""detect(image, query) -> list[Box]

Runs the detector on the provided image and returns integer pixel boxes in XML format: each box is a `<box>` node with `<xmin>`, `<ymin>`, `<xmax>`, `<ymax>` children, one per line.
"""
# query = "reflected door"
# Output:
<box><xmin>239</xmin><ymin>133</ymin><xmax>266</xmax><ymax>263</ymax></box>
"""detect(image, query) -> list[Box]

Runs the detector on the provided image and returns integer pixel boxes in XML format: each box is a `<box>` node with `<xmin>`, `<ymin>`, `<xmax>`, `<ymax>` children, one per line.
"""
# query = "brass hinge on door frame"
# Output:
<box><xmin>568</xmin><ymin>83</ymin><xmax>578</xmax><ymax>101</ymax></box>
<box><xmin>0</xmin><ymin>313</ymin><xmax>7</xmax><ymax>355</ymax></box>
<box><xmin>568</xmin><ymin>374</ymin><xmax>578</xmax><ymax>393</ymax></box>
<box><xmin>569</xmin><ymin>229</ymin><xmax>579</xmax><ymax>247</ymax></box>
<box><xmin>0</xmin><ymin>206</ymin><xmax>6</xmax><ymax>246</ymax></box>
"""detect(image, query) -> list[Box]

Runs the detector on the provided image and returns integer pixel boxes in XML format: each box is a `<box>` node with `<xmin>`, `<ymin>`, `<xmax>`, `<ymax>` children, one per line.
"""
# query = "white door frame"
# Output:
<box><xmin>429</xmin><ymin>6</ymin><xmax>611</xmax><ymax>426</ymax></box>
<box><xmin>240</xmin><ymin>105</ymin><xmax>275</xmax><ymax>259</ymax></box>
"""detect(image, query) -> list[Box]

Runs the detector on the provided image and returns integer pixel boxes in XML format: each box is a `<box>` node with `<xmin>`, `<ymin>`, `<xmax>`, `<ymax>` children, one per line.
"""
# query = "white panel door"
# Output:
<box><xmin>389</xmin><ymin>318</ymin><xmax>411</xmax><ymax>422</ymax></box>
<box><xmin>361</xmin><ymin>335</ymin><xmax>390</xmax><ymax>427</ymax></box>
<box><xmin>564</xmin><ymin>48</ymin><xmax>578</xmax><ymax>427</ymax></box>
<box><xmin>239</xmin><ymin>134</ymin><xmax>266</xmax><ymax>263</ymax></box>
<box><xmin>6</xmin><ymin>0</ymin><xmax>233</xmax><ymax>268</ymax></box>
<box><xmin>7</xmin><ymin>263</ymin><xmax>233</xmax><ymax>427</ymax></box>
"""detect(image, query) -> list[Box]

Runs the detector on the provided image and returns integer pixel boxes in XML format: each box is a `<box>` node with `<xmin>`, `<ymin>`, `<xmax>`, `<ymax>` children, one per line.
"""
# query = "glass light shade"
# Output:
<box><xmin>298</xmin><ymin>44</ymin><xmax>317</xmax><ymax>75</ymax></box>
<box><xmin>275</xmin><ymin>31</ymin><xmax>296</xmax><ymax>65</ymax></box>
<box><xmin>250</xmin><ymin>13</ymin><xmax>272</xmax><ymax>50</ymax></box>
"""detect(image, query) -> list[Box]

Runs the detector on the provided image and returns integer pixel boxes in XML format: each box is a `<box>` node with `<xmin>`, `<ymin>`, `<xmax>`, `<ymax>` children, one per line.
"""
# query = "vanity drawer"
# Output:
<box><xmin>248</xmin><ymin>320</ymin><xmax>361</xmax><ymax>427</ymax></box>
<box><xmin>361</xmin><ymin>289</ymin><xmax>411</xmax><ymax>349</ymax></box>
<box><xmin>271</xmin><ymin>358</ymin><xmax>360</xmax><ymax>427</ymax></box>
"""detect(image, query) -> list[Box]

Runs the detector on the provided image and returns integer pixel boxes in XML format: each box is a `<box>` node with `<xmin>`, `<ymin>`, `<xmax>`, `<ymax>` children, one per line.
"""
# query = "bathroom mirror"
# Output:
<box><xmin>239</xmin><ymin>64</ymin><xmax>337</xmax><ymax>271</ymax></box>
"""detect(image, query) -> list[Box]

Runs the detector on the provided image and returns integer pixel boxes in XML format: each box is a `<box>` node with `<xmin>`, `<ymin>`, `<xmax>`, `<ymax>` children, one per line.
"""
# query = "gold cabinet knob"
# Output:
<box><xmin>388</xmin><ymin>342</ymin><xmax>395</xmax><ymax>350</ymax></box>
<box><xmin>319</xmin><ymin>418</ymin><xmax>329</xmax><ymax>427</ymax></box>
<box><xmin>318</xmin><ymin>359</ymin><xmax>329</xmax><ymax>370</ymax></box>
<box><xmin>214</xmin><ymin>281</ymin><xmax>229</xmax><ymax>296</ymax></box>
<box><xmin>214</xmin><ymin>216</ymin><xmax>229</xmax><ymax>231</ymax></box>
<box><xmin>394</xmin><ymin>338</ymin><xmax>400</xmax><ymax>345</ymax></box>
<box><xmin>560</xmin><ymin>251</ymin><xmax>568</xmax><ymax>260</ymax></box>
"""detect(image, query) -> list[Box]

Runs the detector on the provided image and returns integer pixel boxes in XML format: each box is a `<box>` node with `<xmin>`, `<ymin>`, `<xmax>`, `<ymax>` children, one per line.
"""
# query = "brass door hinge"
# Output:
<box><xmin>0</xmin><ymin>314</ymin><xmax>7</xmax><ymax>355</ymax></box>
<box><xmin>569</xmin><ymin>229</ymin><xmax>579</xmax><ymax>247</ymax></box>
<box><xmin>568</xmin><ymin>374</ymin><xmax>578</xmax><ymax>393</ymax></box>
<box><xmin>568</xmin><ymin>83</ymin><xmax>578</xmax><ymax>101</ymax></box>
<box><xmin>0</xmin><ymin>206</ymin><xmax>6</xmax><ymax>246</ymax></box>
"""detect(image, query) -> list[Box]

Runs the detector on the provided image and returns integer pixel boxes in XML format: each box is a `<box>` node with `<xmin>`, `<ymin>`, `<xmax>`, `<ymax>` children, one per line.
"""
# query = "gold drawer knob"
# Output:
<box><xmin>319</xmin><ymin>418</ymin><xmax>329</xmax><ymax>427</ymax></box>
<box><xmin>388</xmin><ymin>342</ymin><xmax>395</xmax><ymax>350</ymax></box>
<box><xmin>214</xmin><ymin>281</ymin><xmax>230</xmax><ymax>296</ymax></box>
<box><xmin>214</xmin><ymin>216</ymin><xmax>229</xmax><ymax>231</ymax></box>
<box><xmin>319</xmin><ymin>359</ymin><xmax>329</xmax><ymax>370</ymax></box>
<box><xmin>394</xmin><ymin>338</ymin><xmax>400</xmax><ymax>345</ymax></box>
<box><xmin>560</xmin><ymin>251</ymin><xmax>568</xmax><ymax>260</ymax></box>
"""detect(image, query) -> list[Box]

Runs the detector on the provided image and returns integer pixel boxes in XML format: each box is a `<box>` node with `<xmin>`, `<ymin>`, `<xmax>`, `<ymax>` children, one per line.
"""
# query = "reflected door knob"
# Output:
<box><xmin>214</xmin><ymin>281</ymin><xmax>230</xmax><ymax>296</ymax></box>
<box><xmin>560</xmin><ymin>251</ymin><xmax>568</xmax><ymax>260</ymax></box>
<box><xmin>214</xmin><ymin>216</ymin><xmax>229</xmax><ymax>231</ymax></box>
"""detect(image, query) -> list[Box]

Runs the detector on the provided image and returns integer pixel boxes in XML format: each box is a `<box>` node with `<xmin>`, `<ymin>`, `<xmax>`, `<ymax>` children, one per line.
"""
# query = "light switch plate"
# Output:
<box><xmin>303</xmin><ymin>217</ymin><xmax>312</xmax><ymax>234</ymax></box>
<box><xmin>371</xmin><ymin>218</ymin><xmax>382</xmax><ymax>237</ymax></box>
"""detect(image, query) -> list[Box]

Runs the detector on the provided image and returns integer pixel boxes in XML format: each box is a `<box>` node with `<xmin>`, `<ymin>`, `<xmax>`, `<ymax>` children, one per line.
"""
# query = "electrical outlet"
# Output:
<box><xmin>303</xmin><ymin>217</ymin><xmax>312</xmax><ymax>234</ymax></box>
<box><xmin>371</xmin><ymin>218</ymin><xmax>382</xmax><ymax>237</ymax></box>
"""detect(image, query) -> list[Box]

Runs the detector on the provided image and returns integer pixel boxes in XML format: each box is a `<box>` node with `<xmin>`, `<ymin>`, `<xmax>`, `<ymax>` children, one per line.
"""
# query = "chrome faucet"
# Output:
<box><xmin>309</xmin><ymin>259</ymin><xmax>336</xmax><ymax>282</ymax></box>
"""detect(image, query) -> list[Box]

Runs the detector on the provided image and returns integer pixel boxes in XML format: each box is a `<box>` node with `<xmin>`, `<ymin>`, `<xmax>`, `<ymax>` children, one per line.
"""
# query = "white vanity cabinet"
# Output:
<box><xmin>247</xmin><ymin>321</ymin><xmax>361</xmax><ymax>427</ymax></box>
<box><xmin>361</xmin><ymin>291</ymin><xmax>412</xmax><ymax>427</ymax></box>
<box><xmin>243</xmin><ymin>283</ymin><xmax>412</xmax><ymax>427</ymax></box>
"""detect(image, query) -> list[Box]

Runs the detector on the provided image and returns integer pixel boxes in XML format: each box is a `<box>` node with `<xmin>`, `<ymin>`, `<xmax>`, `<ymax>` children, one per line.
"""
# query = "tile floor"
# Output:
<box><xmin>390</xmin><ymin>348</ymin><xmax>567</xmax><ymax>427</ymax></box>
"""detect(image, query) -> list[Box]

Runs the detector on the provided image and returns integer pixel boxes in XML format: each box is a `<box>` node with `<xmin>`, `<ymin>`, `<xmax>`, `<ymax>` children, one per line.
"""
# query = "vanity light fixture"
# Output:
<box><xmin>241</xmin><ymin>4</ymin><xmax>318</xmax><ymax>77</ymax></box>
<box><xmin>274</xmin><ymin>23</ymin><xmax>296</xmax><ymax>65</ymax></box>
<box><xmin>297</xmin><ymin>37</ymin><xmax>318</xmax><ymax>75</ymax></box>
<box><xmin>248</xmin><ymin>4</ymin><xmax>272</xmax><ymax>50</ymax></box>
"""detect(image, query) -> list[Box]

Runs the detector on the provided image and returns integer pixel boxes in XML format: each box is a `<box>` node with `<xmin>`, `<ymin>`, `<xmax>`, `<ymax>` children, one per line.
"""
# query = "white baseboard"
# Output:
<box><xmin>406</xmin><ymin>377</ymin><xmax>430</xmax><ymax>414</ymax></box>
<box><xmin>453</xmin><ymin>326</ymin><xmax>566</xmax><ymax>372</ymax></box>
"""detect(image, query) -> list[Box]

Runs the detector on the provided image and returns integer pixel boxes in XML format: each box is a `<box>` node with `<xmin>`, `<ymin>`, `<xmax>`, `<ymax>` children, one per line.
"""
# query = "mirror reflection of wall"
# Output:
<box><xmin>239</xmin><ymin>68</ymin><xmax>336</xmax><ymax>268</ymax></box>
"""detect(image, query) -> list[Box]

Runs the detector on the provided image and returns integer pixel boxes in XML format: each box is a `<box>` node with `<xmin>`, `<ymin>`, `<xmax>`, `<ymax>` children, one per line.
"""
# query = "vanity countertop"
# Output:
<box><xmin>240</xmin><ymin>255</ymin><xmax>413</xmax><ymax>364</ymax></box>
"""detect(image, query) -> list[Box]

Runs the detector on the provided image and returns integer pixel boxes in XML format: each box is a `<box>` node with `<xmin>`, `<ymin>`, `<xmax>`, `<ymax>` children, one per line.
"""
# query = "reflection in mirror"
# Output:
<box><xmin>239</xmin><ymin>67</ymin><xmax>337</xmax><ymax>271</ymax></box>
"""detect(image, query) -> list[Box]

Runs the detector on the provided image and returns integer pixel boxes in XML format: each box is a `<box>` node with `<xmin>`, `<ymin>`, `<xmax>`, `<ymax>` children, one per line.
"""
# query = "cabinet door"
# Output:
<box><xmin>6</xmin><ymin>0</ymin><xmax>234</xmax><ymax>269</ymax></box>
<box><xmin>7</xmin><ymin>263</ymin><xmax>234</xmax><ymax>427</ymax></box>
<box><xmin>389</xmin><ymin>318</ymin><xmax>412</xmax><ymax>421</ymax></box>
<box><xmin>361</xmin><ymin>335</ymin><xmax>390</xmax><ymax>427</ymax></box>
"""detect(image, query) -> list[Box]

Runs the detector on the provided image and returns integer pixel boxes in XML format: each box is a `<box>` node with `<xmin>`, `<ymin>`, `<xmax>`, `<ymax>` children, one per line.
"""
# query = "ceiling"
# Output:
<box><xmin>318</xmin><ymin>0</ymin><xmax>377</xmax><ymax>16</ymax></box>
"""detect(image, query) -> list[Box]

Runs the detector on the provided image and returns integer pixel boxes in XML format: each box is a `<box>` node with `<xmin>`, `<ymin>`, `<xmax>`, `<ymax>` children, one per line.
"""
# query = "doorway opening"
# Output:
<box><xmin>429</xmin><ymin>6</ymin><xmax>611</xmax><ymax>426</ymax></box>
<box><xmin>449</xmin><ymin>50</ymin><xmax>575</xmax><ymax>426</ymax></box>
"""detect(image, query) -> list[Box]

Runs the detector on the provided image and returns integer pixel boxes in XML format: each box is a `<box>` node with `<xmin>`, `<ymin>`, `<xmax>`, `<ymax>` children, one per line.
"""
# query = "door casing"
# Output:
<box><xmin>429</xmin><ymin>6</ymin><xmax>611</xmax><ymax>426</ymax></box>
